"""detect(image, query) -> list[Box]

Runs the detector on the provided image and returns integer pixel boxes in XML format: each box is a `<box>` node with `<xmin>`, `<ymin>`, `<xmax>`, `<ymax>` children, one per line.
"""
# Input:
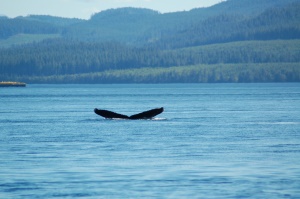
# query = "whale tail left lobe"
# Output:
<box><xmin>94</xmin><ymin>109</ymin><xmax>129</xmax><ymax>119</ymax></box>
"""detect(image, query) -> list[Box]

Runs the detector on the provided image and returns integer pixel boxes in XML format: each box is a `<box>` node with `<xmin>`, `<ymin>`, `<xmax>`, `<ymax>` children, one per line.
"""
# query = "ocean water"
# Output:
<box><xmin>0</xmin><ymin>83</ymin><xmax>300</xmax><ymax>199</ymax></box>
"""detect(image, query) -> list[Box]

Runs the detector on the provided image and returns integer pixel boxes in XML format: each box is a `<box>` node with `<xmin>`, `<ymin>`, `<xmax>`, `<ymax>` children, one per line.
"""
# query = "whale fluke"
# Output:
<box><xmin>94</xmin><ymin>107</ymin><xmax>164</xmax><ymax>120</ymax></box>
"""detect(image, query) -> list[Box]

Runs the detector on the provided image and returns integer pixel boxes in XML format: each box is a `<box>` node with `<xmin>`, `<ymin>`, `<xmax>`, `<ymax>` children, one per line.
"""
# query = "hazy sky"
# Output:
<box><xmin>0</xmin><ymin>0</ymin><xmax>222</xmax><ymax>19</ymax></box>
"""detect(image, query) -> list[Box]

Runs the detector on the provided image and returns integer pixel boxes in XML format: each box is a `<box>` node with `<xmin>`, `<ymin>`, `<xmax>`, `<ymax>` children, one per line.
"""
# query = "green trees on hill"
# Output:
<box><xmin>12</xmin><ymin>63</ymin><xmax>300</xmax><ymax>83</ymax></box>
<box><xmin>0</xmin><ymin>17</ymin><xmax>61</xmax><ymax>39</ymax></box>
<box><xmin>151</xmin><ymin>2</ymin><xmax>300</xmax><ymax>49</ymax></box>
<box><xmin>2</xmin><ymin>1</ymin><xmax>298</xmax><ymax>46</ymax></box>
<box><xmin>1</xmin><ymin>39</ymin><xmax>300</xmax><ymax>83</ymax></box>
<box><xmin>1</xmin><ymin>40</ymin><xmax>299</xmax><ymax>78</ymax></box>
<box><xmin>0</xmin><ymin>0</ymin><xmax>300</xmax><ymax>83</ymax></box>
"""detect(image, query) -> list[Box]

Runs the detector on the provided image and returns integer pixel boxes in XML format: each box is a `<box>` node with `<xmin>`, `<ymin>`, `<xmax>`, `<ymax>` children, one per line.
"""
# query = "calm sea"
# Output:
<box><xmin>1</xmin><ymin>84</ymin><xmax>300</xmax><ymax>198</ymax></box>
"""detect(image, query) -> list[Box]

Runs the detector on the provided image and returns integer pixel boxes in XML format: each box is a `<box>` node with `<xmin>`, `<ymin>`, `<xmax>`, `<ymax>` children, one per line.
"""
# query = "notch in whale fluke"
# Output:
<box><xmin>94</xmin><ymin>107</ymin><xmax>164</xmax><ymax>120</ymax></box>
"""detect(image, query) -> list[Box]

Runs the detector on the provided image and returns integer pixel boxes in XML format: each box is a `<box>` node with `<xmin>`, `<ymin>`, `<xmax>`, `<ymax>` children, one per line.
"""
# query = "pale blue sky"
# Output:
<box><xmin>0</xmin><ymin>0</ymin><xmax>222</xmax><ymax>19</ymax></box>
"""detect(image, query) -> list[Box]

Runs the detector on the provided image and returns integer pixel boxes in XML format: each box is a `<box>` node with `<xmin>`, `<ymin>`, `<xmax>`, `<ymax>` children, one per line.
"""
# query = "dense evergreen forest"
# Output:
<box><xmin>0</xmin><ymin>0</ymin><xmax>300</xmax><ymax>83</ymax></box>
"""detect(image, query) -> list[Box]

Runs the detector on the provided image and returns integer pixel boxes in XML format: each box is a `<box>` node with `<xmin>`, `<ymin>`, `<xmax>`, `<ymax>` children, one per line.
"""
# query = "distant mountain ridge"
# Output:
<box><xmin>1</xmin><ymin>0</ymin><xmax>299</xmax><ymax>44</ymax></box>
<box><xmin>90</xmin><ymin>7</ymin><xmax>160</xmax><ymax>21</ymax></box>
<box><xmin>18</xmin><ymin>15</ymin><xmax>83</xmax><ymax>26</ymax></box>
<box><xmin>151</xmin><ymin>2</ymin><xmax>300</xmax><ymax>48</ymax></box>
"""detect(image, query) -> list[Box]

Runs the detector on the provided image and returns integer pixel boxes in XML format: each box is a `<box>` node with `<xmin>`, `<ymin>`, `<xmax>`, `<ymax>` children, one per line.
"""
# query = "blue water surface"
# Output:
<box><xmin>0</xmin><ymin>83</ymin><xmax>300</xmax><ymax>198</ymax></box>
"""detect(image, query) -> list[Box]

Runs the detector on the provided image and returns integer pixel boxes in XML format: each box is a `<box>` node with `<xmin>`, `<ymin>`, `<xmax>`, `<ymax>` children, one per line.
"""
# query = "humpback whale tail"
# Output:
<box><xmin>94</xmin><ymin>107</ymin><xmax>164</xmax><ymax>120</ymax></box>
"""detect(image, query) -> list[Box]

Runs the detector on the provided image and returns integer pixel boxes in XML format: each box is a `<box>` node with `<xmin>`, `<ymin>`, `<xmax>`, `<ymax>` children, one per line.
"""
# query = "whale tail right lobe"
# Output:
<box><xmin>129</xmin><ymin>107</ymin><xmax>164</xmax><ymax>119</ymax></box>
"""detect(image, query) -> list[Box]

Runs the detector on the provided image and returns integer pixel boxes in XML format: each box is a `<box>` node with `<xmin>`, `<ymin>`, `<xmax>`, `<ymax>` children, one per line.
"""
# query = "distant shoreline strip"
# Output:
<box><xmin>0</xmin><ymin>81</ymin><xmax>26</xmax><ymax>87</ymax></box>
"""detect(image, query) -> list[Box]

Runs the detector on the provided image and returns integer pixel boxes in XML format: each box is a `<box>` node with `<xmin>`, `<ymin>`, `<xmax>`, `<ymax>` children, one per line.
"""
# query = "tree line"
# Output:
<box><xmin>5</xmin><ymin>63</ymin><xmax>299</xmax><ymax>84</ymax></box>
<box><xmin>1</xmin><ymin>39</ymin><xmax>299</xmax><ymax>77</ymax></box>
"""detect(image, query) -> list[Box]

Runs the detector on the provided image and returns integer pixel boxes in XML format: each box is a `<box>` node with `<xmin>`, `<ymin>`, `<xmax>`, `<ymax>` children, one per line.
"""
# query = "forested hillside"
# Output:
<box><xmin>0</xmin><ymin>0</ymin><xmax>300</xmax><ymax>83</ymax></box>
<box><xmin>151</xmin><ymin>2</ymin><xmax>300</xmax><ymax>49</ymax></box>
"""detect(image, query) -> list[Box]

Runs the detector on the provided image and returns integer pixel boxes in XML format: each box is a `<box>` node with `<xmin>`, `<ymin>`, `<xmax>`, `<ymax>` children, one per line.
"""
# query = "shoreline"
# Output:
<box><xmin>0</xmin><ymin>81</ymin><xmax>26</xmax><ymax>87</ymax></box>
